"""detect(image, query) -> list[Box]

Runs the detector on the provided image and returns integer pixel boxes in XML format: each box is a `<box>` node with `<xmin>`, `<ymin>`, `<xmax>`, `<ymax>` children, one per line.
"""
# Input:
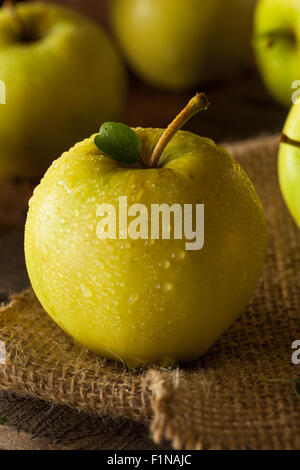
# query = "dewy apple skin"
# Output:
<box><xmin>25</xmin><ymin>95</ymin><xmax>267</xmax><ymax>368</ymax></box>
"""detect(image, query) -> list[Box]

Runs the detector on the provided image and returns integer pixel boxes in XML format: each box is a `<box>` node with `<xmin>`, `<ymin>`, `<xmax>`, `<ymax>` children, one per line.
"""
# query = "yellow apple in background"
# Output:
<box><xmin>253</xmin><ymin>0</ymin><xmax>300</xmax><ymax>107</ymax></box>
<box><xmin>110</xmin><ymin>0</ymin><xmax>256</xmax><ymax>91</ymax></box>
<box><xmin>0</xmin><ymin>1</ymin><xmax>127</xmax><ymax>180</ymax></box>
<box><xmin>25</xmin><ymin>95</ymin><xmax>267</xmax><ymax>368</ymax></box>
<box><xmin>279</xmin><ymin>104</ymin><xmax>300</xmax><ymax>227</ymax></box>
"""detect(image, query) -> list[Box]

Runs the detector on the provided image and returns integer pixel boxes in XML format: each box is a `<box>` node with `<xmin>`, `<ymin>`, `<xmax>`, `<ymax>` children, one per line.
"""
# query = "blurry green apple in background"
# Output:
<box><xmin>110</xmin><ymin>0</ymin><xmax>256</xmax><ymax>91</ymax></box>
<box><xmin>0</xmin><ymin>1</ymin><xmax>127</xmax><ymax>179</ymax></box>
<box><xmin>279</xmin><ymin>103</ymin><xmax>300</xmax><ymax>227</ymax></box>
<box><xmin>25</xmin><ymin>95</ymin><xmax>267</xmax><ymax>368</ymax></box>
<box><xmin>253</xmin><ymin>0</ymin><xmax>300</xmax><ymax>107</ymax></box>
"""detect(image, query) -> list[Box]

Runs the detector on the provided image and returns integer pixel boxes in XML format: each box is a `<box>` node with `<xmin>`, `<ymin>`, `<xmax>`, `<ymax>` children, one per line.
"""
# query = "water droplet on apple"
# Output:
<box><xmin>57</xmin><ymin>180</ymin><xmax>71</xmax><ymax>194</ymax></box>
<box><xmin>162</xmin><ymin>282</ymin><xmax>173</xmax><ymax>293</ymax></box>
<box><xmin>128</xmin><ymin>293</ymin><xmax>139</xmax><ymax>305</ymax></box>
<box><xmin>82</xmin><ymin>212</ymin><xmax>93</xmax><ymax>220</ymax></box>
<box><xmin>176</xmin><ymin>249</ymin><xmax>186</xmax><ymax>260</ymax></box>
<box><xmin>80</xmin><ymin>283</ymin><xmax>93</xmax><ymax>298</ymax></box>
<box><xmin>162</xmin><ymin>260</ymin><xmax>170</xmax><ymax>269</ymax></box>
<box><xmin>42</xmin><ymin>244</ymin><xmax>48</xmax><ymax>255</ymax></box>
<box><xmin>95</xmin><ymin>259</ymin><xmax>104</xmax><ymax>269</ymax></box>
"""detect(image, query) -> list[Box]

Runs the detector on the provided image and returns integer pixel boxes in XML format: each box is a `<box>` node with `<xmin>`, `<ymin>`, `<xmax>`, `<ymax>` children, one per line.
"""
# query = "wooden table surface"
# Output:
<box><xmin>0</xmin><ymin>0</ymin><xmax>289</xmax><ymax>451</ymax></box>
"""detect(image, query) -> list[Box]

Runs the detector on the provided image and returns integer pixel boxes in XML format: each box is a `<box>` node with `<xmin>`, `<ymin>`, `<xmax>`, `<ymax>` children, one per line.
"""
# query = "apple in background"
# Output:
<box><xmin>253</xmin><ymin>0</ymin><xmax>300</xmax><ymax>107</ymax></box>
<box><xmin>279</xmin><ymin>104</ymin><xmax>300</xmax><ymax>227</ymax></box>
<box><xmin>0</xmin><ymin>1</ymin><xmax>127</xmax><ymax>180</ymax></box>
<box><xmin>110</xmin><ymin>0</ymin><xmax>256</xmax><ymax>91</ymax></box>
<box><xmin>40</xmin><ymin>0</ymin><xmax>109</xmax><ymax>28</ymax></box>
<box><xmin>25</xmin><ymin>95</ymin><xmax>267</xmax><ymax>368</ymax></box>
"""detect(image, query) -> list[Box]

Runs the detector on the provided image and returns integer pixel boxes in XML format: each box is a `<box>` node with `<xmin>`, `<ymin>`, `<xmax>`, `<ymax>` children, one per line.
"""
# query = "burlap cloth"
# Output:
<box><xmin>0</xmin><ymin>134</ymin><xmax>299</xmax><ymax>450</ymax></box>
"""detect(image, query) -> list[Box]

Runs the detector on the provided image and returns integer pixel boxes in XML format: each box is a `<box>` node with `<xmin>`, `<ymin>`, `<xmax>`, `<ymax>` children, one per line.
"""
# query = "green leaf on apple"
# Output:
<box><xmin>94</xmin><ymin>122</ymin><xmax>142</xmax><ymax>165</ymax></box>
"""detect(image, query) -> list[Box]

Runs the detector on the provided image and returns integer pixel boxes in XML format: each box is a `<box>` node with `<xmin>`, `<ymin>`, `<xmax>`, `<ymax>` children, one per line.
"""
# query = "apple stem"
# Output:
<box><xmin>148</xmin><ymin>93</ymin><xmax>210</xmax><ymax>169</ymax></box>
<box><xmin>255</xmin><ymin>29</ymin><xmax>296</xmax><ymax>48</ymax></box>
<box><xmin>280</xmin><ymin>133</ymin><xmax>300</xmax><ymax>149</ymax></box>
<box><xmin>4</xmin><ymin>0</ymin><xmax>28</xmax><ymax>41</ymax></box>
